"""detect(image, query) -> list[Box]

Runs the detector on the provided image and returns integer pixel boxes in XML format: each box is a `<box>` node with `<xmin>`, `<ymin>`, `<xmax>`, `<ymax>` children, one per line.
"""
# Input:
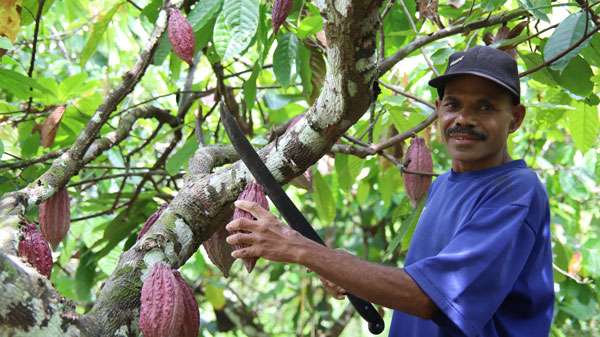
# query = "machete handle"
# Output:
<box><xmin>347</xmin><ymin>292</ymin><xmax>385</xmax><ymax>334</ymax></box>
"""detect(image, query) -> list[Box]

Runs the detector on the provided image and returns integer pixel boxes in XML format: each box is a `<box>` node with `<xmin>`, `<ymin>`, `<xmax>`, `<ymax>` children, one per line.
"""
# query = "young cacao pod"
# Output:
<box><xmin>39</xmin><ymin>187</ymin><xmax>70</xmax><ymax>251</ymax></box>
<box><xmin>172</xmin><ymin>270</ymin><xmax>200</xmax><ymax>337</ymax></box>
<box><xmin>168</xmin><ymin>8</ymin><xmax>196</xmax><ymax>66</ymax></box>
<box><xmin>137</xmin><ymin>203</ymin><xmax>169</xmax><ymax>241</ymax></box>
<box><xmin>272</xmin><ymin>0</ymin><xmax>293</xmax><ymax>35</ymax></box>
<box><xmin>229</xmin><ymin>183</ymin><xmax>269</xmax><ymax>273</ymax></box>
<box><xmin>18</xmin><ymin>222</ymin><xmax>53</xmax><ymax>278</ymax></box>
<box><xmin>140</xmin><ymin>262</ymin><xmax>186</xmax><ymax>337</ymax></box>
<box><xmin>403</xmin><ymin>136</ymin><xmax>433</xmax><ymax>208</ymax></box>
<box><xmin>203</xmin><ymin>226</ymin><xmax>236</xmax><ymax>277</ymax></box>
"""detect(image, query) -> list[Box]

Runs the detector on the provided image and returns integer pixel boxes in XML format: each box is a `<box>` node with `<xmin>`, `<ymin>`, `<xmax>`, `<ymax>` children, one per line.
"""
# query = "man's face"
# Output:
<box><xmin>436</xmin><ymin>75</ymin><xmax>525</xmax><ymax>172</ymax></box>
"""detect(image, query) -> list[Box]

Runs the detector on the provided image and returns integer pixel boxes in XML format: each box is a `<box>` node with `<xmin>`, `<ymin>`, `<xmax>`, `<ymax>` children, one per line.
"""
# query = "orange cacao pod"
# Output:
<box><xmin>137</xmin><ymin>203</ymin><xmax>169</xmax><ymax>241</ymax></box>
<box><xmin>173</xmin><ymin>270</ymin><xmax>200</xmax><ymax>337</ymax></box>
<box><xmin>403</xmin><ymin>136</ymin><xmax>433</xmax><ymax>207</ymax></box>
<box><xmin>168</xmin><ymin>8</ymin><xmax>195</xmax><ymax>65</ymax></box>
<box><xmin>18</xmin><ymin>222</ymin><xmax>53</xmax><ymax>278</ymax></box>
<box><xmin>272</xmin><ymin>0</ymin><xmax>293</xmax><ymax>35</ymax></box>
<box><xmin>140</xmin><ymin>263</ymin><xmax>186</xmax><ymax>337</ymax></box>
<box><xmin>39</xmin><ymin>187</ymin><xmax>70</xmax><ymax>251</ymax></box>
<box><xmin>230</xmin><ymin>183</ymin><xmax>269</xmax><ymax>272</ymax></box>
<box><xmin>203</xmin><ymin>226</ymin><xmax>236</xmax><ymax>277</ymax></box>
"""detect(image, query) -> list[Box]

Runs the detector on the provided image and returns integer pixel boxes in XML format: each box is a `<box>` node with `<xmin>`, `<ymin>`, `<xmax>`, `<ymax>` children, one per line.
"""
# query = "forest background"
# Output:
<box><xmin>0</xmin><ymin>0</ymin><xmax>599</xmax><ymax>336</ymax></box>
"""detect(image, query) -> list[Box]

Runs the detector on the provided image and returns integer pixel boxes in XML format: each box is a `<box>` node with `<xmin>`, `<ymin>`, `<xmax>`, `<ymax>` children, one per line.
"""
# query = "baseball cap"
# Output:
<box><xmin>428</xmin><ymin>45</ymin><xmax>520</xmax><ymax>104</ymax></box>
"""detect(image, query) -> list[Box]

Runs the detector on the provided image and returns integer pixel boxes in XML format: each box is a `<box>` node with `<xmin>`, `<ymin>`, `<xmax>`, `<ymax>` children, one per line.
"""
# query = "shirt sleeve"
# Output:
<box><xmin>404</xmin><ymin>203</ymin><xmax>536</xmax><ymax>337</ymax></box>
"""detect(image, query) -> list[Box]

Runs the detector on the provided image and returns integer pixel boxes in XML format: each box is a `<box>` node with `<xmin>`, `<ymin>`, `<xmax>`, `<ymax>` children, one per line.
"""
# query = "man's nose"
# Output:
<box><xmin>454</xmin><ymin>107</ymin><xmax>477</xmax><ymax>126</ymax></box>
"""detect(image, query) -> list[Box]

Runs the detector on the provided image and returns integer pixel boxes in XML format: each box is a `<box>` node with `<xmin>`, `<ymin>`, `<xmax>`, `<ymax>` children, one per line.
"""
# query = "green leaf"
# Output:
<box><xmin>518</xmin><ymin>0</ymin><xmax>551</xmax><ymax>23</ymax></box>
<box><xmin>152</xmin><ymin>32</ymin><xmax>172</xmax><ymax>66</ymax></box>
<box><xmin>58</xmin><ymin>73</ymin><xmax>89</xmax><ymax>100</ymax></box>
<box><xmin>580</xmin><ymin>33</ymin><xmax>600</xmax><ymax>67</ymax></box>
<box><xmin>550</xmin><ymin>56</ymin><xmax>593</xmax><ymax>97</ymax></box>
<box><xmin>80</xmin><ymin>2</ymin><xmax>121</xmax><ymax>68</ymax></box>
<box><xmin>520</xmin><ymin>52</ymin><xmax>555</xmax><ymax>85</ymax></box>
<box><xmin>312</xmin><ymin>170</ymin><xmax>336</xmax><ymax>223</ymax></box>
<box><xmin>141</xmin><ymin>0</ymin><xmax>162</xmax><ymax>23</ymax></box>
<box><xmin>273</xmin><ymin>33</ymin><xmax>299</xmax><ymax>89</ymax></box>
<box><xmin>0</xmin><ymin>140</ymin><xmax>4</xmax><ymax>159</ymax></box>
<box><xmin>544</xmin><ymin>12</ymin><xmax>592</xmax><ymax>71</ymax></box>
<box><xmin>21</xmin><ymin>132</ymin><xmax>40</xmax><ymax>158</ymax></box>
<box><xmin>205</xmin><ymin>281</ymin><xmax>226</xmax><ymax>310</ymax></box>
<box><xmin>0</xmin><ymin>69</ymin><xmax>53</xmax><ymax>95</ymax></box>
<box><xmin>188</xmin><ymin>0</ymin><xmax>222</xmax><ymax>30</ymax></box>
<box><xmin>166</xmin><ymin>138</ymin><xmax>200</xmax><ymax>175</ymax></box>
<box><xmin>213</xmin><ymin>0</ymin><xmax>259</xmax><ymax>61</ymax></box>
<box><xmin>356</xmin><ymin>180</ymin><xmax>371</xmax><ymax>205</ymax></box>
<box><xmin>335</xmin><ymin>154</ymin><xmax>351</xmax><ymax>190</ymax></box>
<box><xmin>481</xmin><ymin>0</ymin><xmax>504</xmax><ymax>10</ymax></box>
<box><xmin>383</xmin><ymin>197</ymin><xmax>425</xmax><ymax>260</ymax></box>
<box><xmin>297</xmin><ymin>43</ymin><xmax>312</xmax><ymax>101</ymax></box>
<box><xmin>243</xmin><ymin>64</ymin><xmax>261</xmax><ymax>111</ymax></box>
<box><xmin>0</xmin><ymin>36</ymin><xmax>13</xmax><ymax>50</ymax></box>
<box><xmin>567</xmin><ymin>102</ymin><xmax>599</xmax><ymax>154</ymax></box>
<box><xmin>21</xmin><ymin>0</ymin><xmax>55</xmax><ymax>26</ymax></box>
<box><xmin>552</xmin><ymin>239</ymin><xmax>569</xmax><ymax>283</ymax></box>
<box><xmin>297</xmin><ymin>16</ymin><xmax>323</xmax><ymax>39</ymax></box>
<box><xmin>308</xmin><ymin>47</ymin><xmax>326</xmax><ymax>105</ymax></box>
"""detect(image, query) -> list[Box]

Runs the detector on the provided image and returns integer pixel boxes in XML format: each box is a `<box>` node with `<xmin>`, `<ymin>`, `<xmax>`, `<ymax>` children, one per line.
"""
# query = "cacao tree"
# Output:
<box><xmin>0</xmin><ymin>0</ymin><xmax>599</xmax><ymax>336</ymax></box>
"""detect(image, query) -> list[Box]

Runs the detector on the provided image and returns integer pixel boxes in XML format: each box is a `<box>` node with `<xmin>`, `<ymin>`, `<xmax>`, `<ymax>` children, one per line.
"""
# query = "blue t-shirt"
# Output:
<box><xmin>389</xmin><ymin>160</ymin><xmax>554</xmax><ymax>337</ymax></box>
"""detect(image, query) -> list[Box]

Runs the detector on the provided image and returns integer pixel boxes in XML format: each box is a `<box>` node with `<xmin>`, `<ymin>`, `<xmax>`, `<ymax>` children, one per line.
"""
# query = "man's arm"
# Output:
<box><xmin>225</xmin><ymin>200</ymin><xmax>438</xmax><ymax>320</ymax></box>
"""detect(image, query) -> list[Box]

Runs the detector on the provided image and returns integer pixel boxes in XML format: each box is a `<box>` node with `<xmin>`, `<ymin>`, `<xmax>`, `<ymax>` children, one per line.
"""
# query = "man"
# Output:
<box><xmin>226</xmin><ymin>45</ymin><xmax>555</xmax><ymax>336</ymax></box>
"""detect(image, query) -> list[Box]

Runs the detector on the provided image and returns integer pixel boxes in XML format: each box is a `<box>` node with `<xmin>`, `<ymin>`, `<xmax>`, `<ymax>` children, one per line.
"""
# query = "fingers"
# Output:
<box><xmin>225</xmin><ymin>216</ymin><xmax>259</xmax><ymax>233</ymax></box>
<box><xmin>234</xmin><ymin>200</ymin><xmax>272</xmax><ymax>219</ymax></box>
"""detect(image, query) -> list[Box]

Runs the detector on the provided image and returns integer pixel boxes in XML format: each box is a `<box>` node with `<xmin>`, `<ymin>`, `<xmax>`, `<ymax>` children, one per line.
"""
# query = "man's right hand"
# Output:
<box><xmin>307</xmin><ymin>268</ymin><xmax>346</xmax><ymax>300</ymax></box>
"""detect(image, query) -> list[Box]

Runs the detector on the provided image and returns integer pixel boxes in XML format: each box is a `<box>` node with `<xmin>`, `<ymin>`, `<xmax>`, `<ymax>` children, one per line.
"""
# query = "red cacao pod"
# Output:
<box><xmin>403</xmin><ymin>136</ymin><xmax>433</xmax><ymax>207</ymax></box>
<box><xmin>140</xmin><ymin>263</ymin><xmax>186</xmax><ymax>337</ymax></box>
<box><xmin>39</xmin><ymin>187</ymin><xmax>70</xmax><ymax>251</ymax></box>
<box><xmin>229</xmin><ymin>183</ymin><xmax>269</xmax><ymax>272</ymax></box>
<box><xmin>168</xmin><ymin>8</ymin><xmax>196</xmax><ymax>65</ymax></box>
<box><xmin>18</xmin><ymin>222</ymin><xmax>53</xmax><ymax>278</ymax></box>
<box><xmin>137</xmin><ymin>203</ymin><xmax>169</xmax><ymax>241</ymax></box>
<box><xmin>203</xmin><ymin>226</ymin><xmax>236</xmax><ymax>278</ymax></box>
<box><xmin>172</xmin><ymin>270</ymin><xmax>200</xmax><ymax>337</ymax></box>
<box><xmin>272</xmin><ymin>0</ymin><xmax>293</xmax><ymax>35</ymax></box>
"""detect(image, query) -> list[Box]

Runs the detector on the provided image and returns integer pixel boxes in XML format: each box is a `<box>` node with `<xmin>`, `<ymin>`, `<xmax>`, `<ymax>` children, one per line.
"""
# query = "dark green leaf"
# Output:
<box><xmin>273</xmin><ymin>33</ymin><xmax>299</xmax><ymax>89</ymax></box>
<box><xmin>243</xmin><ymin>64</ymin><xmax>261</xmax><ymax>111</ymax></box>
<box><xmin>141</xmin><ymin>0</ymin><xmax>162</xmax><ymax>23</ymax></box>
<box><xmin>544</xmin><ymin>12</ymin><xmax>592</xmax><ymax>71</ymax></box>
<box><xmin>481</xmin><ymin>0</ymin><xmax>504</xmax><ymax>10</ymax></box>
<box><xmin>551</xmin><ymin>56</ymin><xmax>593</xmax><ymax>97</ymax></box>
<box><xmin>21</xmin><ymin>0</ymin><xmax>55</xmax><ymax>26</ymax></box>
<box><xmin>166</xmin><ymin>138</ymin><xmax>200</xmax><ymax>175</ymax></box>
<box><xmin>312</xmin><ymin>170</ymin><xmax>335</xmax><ymax>223</ymax></box>
<box><xmin>21</xmin><ymin>132</ymin><xmax>40</xmax><ymax>158</ymax></box>
<box><xmin>297</xmin><ymin>43</ymin><xmax>312</xmax><ymax>101</ymax></box>
<box><xmin>0</xmin><ymin>69</ymin><xmax>54</xmax><ymax>95</ymax></box>
<box><xmin>152</xmin><ymin>32</ymin><xmax>172</xmax><ymax>66</ymax></box>
<box><xmin>518</xmin><ymin>0</ymin><xmax>551</xmax><ymax>22</ymax></box>
<box><xmin>188</xmin><ymin>0</ymin><xmax>223</xmax><ymax>30</ymax></box>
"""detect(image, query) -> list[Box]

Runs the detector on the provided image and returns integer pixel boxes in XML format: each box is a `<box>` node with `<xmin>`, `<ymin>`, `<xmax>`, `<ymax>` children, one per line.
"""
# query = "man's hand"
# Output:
<box><xmin>225</xmin><ymin>200</ymin><xmax>310</xmax><ymax>264</ymax></box>
<box><xmin>307</xmin><ymin>268</ymin><xmax>346</xmax><ymax>300</ymax></box>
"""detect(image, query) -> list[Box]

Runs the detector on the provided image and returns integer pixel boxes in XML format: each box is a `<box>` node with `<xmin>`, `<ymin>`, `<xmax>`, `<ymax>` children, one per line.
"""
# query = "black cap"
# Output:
<box><xmin>429</xmin><ymin>45</ymin><xmax>520</xmax><ymax>104</ymax></box>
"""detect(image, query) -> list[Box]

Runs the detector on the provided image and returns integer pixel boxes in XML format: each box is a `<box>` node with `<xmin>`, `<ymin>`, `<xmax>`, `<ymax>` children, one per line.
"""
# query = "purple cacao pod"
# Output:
<box><xmin>39</xmin><ymin>187</ymin><xmax>70</xmax><ymax>251</ymax></box>
<box><xmin>272</xmin><ymin>0</ymin><xmax>293</xmax><ymax>35</ymax></box>
<box><xmin>173</xmin><ymin>270</ymin><xmax>200</xmax><ymax>337</ymax></box>
<box><xmin>403</xmin><ymin>136</ymin><xmax>433</xmax><ymax>207</ymax></box>
<box><xmin>229</xmin><ymin>183</ymin><xmax>269</xmax><ymax>272</ymax></box>
<box><xmin>18</xmin><ymin>222</ymin><xmax>53</xmax><ymax>278</ymax></box>
<box><xmin>137</xmin><ymin>203</ymin><xmax>169</xmax><ymax>241</ymax></box>
<box><xmin>168</xmin><ymin>8</ymin><xmax>196</xmax><ymax>65</ymax></box>
<box><xmin>203</xmin><ymin>226</ymin><xmax>236</xmax><ymax>278</ymax></box>
<box><xmin>139</xmin><ymin>262</ymin><xmax>186</xmax><ymax>337</ymax></box>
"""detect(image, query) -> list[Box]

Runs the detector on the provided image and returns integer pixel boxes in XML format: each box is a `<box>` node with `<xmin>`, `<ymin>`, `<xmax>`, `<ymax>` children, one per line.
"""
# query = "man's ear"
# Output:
<box><xmin>509</xmin><ymin>104</ymin><xmax>526</xmax><ymax>133</ymax></box>
<box><xmin>435</xmin><ymin>98</ymin><xmax>441</xmax><ymax>111</ymax></box>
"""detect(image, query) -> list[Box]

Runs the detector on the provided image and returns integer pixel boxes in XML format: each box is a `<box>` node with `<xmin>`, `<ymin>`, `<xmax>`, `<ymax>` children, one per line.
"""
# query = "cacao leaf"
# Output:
<box><xmin>273</xmin><ymin>33</ymin><xmax>299</xmax><ymax>89</ymax></box>
<box><xmin>567</xmin><ymin>102</ymin><xmax>599</xmax><ymax>155</ymax></box>
<box><xmin>80</xmin><ymin>2</ymin><xmax>121</xmax><ymax>68</ymax></box>
<box><xmin>544</xmin><ymin>12</ymin><xmax>592</xmax><ymax>71</ymax></box>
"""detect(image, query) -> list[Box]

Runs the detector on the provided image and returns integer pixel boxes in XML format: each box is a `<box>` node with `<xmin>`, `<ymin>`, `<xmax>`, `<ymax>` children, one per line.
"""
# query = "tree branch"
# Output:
<box><xmin>378</xmin><ymin>9</ymin><xmax>529</xmax><ymax>75</ymax></box>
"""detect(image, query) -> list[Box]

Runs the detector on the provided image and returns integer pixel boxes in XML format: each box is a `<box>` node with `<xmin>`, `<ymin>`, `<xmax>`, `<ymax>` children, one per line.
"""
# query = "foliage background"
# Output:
<box><xmin>0</xmin><ymin>0</ymin><xmax>599</xmax><ymax>336</ymax></box>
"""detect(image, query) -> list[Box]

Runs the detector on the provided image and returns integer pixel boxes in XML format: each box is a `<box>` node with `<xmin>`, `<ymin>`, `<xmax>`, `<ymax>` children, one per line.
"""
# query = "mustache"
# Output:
<box><xmin>446</xmin><ymin>125</ymin><xmax>486</xmax><ymax>140</ymax></box>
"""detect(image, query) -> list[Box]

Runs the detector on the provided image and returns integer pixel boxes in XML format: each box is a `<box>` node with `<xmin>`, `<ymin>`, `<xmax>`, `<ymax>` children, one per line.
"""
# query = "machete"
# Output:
<box><xmin>220</xmin><ymin>103</ymin><xmax>385</xmax><ymax>334</ymax></box>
